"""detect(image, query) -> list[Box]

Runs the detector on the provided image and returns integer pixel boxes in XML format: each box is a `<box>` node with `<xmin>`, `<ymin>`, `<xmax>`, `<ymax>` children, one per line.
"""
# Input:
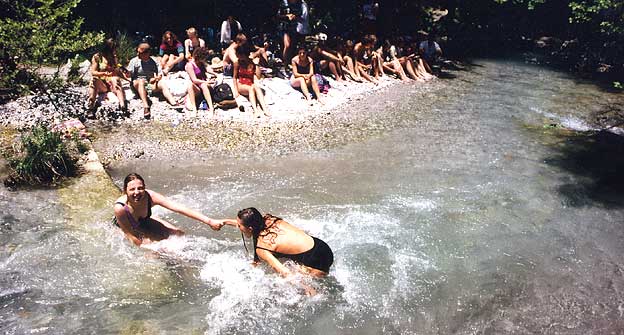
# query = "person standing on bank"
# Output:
<box><xmin>113</xmin><ymin>173</ymin><xmax>223</xmax><ymax>246</ymax></box>
<box><xmin>278</xmin><ymin>0</ymin><xmax>310</xmax><ymax>67</ymax></box>
<box><xmin>220</xmin><ymin>15</ymin><xmax>242</xmax><ymax>51</ymax></box>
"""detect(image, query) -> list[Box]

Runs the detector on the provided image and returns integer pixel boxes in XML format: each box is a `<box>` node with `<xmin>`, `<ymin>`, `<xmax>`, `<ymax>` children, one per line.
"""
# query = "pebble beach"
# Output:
<box><xmin>0</xmin><ymin>74</ymin><xmax>442</xmax><ymax>167</ymax></box>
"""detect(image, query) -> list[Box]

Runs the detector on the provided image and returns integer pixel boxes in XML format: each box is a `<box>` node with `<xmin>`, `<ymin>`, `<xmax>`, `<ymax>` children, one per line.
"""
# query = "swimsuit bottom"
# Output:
<box><xmin>266</xmin><ymin>237</ymin><xmax>333</xmax><ymax>273</ymax></box>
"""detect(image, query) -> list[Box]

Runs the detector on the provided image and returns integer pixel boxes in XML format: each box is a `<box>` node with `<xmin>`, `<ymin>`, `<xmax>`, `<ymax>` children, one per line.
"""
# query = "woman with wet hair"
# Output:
<box><xmin>113</xmin><ymin>173</ymin><xmax>223</xmax><ymax>246</ymax></box>
<box><xmin>223</xmin><ymin>207</ymin><xmax>333</xmax><ymax>278</ymax></box>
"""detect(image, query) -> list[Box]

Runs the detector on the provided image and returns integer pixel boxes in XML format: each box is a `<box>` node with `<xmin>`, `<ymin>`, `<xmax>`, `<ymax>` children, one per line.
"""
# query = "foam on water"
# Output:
<box><xmin>530</xmin><ymin>106</ymin><xmax>596</xmax><ymax>131</ymax></box>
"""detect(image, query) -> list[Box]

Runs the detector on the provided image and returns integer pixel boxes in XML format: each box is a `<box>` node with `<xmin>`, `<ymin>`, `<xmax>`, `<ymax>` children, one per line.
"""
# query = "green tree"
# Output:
<box><xmin>0</xmin><ymin>0</ymin><xmax>103</xmax><ymax>98</ymax></box>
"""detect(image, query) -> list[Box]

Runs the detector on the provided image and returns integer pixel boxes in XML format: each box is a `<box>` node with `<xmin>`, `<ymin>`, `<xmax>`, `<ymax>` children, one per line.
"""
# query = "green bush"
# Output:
<box><xmin>0</xmin><ymin>0</ymin><xmax>104</xmax><ymax>98</ymax></box>
<box><xmin>4</xmin><ymin>125</ymin><xmax>85</xmax><ymax>187</ymax></box>
<box><xmin>116</xmin><ymin>32</ymin><xmax>136</xmax><ymax>68</ymax></box>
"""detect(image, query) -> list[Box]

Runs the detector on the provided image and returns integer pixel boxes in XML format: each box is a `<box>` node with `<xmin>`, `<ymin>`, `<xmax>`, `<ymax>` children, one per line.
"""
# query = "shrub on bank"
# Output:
<box><xmin>3</xmin><ymin>125</ymin><xmax>87</xmax><ymax>188</ymax></box>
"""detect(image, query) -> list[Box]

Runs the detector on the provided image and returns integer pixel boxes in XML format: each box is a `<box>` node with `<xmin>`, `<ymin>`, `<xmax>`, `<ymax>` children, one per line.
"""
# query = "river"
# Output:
<box><xmin>2</xmin><ymin>58</ymin><xmax>624</xmax><ymax>334</ymax></box>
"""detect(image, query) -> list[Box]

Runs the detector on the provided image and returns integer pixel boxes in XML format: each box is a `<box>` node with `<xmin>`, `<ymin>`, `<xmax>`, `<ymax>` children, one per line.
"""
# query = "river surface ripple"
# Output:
<box><xmin>2</xmin><ymin>59</ymin><xmax>624</xmax><ymax>334</ymax></box>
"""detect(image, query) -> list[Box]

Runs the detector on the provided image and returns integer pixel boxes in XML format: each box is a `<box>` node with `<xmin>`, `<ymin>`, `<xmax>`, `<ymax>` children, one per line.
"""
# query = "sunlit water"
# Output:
<box><xmin>2</xmin><ymin>59</ymin><xmax>624</xmax><ymax>334</ymax></box>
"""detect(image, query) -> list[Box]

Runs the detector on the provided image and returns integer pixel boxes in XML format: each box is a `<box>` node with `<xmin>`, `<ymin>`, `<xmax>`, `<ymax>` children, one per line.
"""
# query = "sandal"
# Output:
<box><xmin>143</xmin><ymin>106</ymin><xmax>151</xmax><ymax>119</ymax></box>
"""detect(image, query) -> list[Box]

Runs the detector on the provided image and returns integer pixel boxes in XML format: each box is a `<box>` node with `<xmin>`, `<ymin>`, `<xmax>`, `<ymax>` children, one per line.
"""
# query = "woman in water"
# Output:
<box><xmin>113</xmin><ymin>173</ymin><xmax>223</xmax><ymax>246</ymax></box>
<box><xmin>224</xmin><ymin>207</ymin><xmax>333</xmax><ymax>278</ymax></box>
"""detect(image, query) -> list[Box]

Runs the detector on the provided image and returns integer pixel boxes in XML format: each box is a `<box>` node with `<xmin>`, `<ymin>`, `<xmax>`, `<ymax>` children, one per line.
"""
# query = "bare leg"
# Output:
<box><xmin>403</xmin><ymin>58</ymin><xmax>420</xmax><ymax>81</ymax></box>
<box><xmin>87</xmin><ymin>79</ymin><xmax>106</xmax><ymax>109</ymax></box>
<box><xmin>254</xmin><ymin>85</ymin><xmax>270</xmax><ymax>116</ymax></box>
<box><xmin>309</xmin><ymin>75</ymin><xmax>323</xmax><ymax>104</ymax></box>
<box><xmin>111</xmin><ymin>77</ymin><xmax>127</xmax><ymax>109</ymax></box>
<box><xmin>161</xmin><ymin>55</ymin><xmax>171</xmax><ymax>74</ymax></box>
<box><xmin>283</xmin><ymin>33</ymin><xmax>292</xmax><ymax>65</ymax></box>
<box><xmin>186</xmin><ymin>84</ymin><xmax>199</xmax><ymax>112</ymax></box>
<box><xmin>200</xmin><ymin>83</ymin><xmax>215</xmax><ymax>114</ymax></box>
<box><xmin>156</xmin><ymin>80</ymin><xmax>177</xmax><ymax>105</ymax></box>
<box><xmin>291</xmin><ymin>76</ymin><xmax>311</xmax><ymax>100</ymax></box>
<box><xmin>248</xmin><ymin>84</ymin><xmax>260</xmax><ymax>117</ymax></box>
<box><xmin>328</xmin><ymin>61</ymin><xmax>342</xmax><ymax>81</ymax></box>
<box><xmin>133</xmin><ymin>79</ymin><xmax>150</xmax><ymax>108</ymax></box>
<box><xmin>357</xmin><ymin>63</ymin><xmax>378</xmax><ymax>84</ymax></box>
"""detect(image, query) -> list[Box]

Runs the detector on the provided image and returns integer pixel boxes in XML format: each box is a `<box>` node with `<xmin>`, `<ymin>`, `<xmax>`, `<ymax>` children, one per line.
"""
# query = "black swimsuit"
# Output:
<box><xmin>113</xmin><ymin>193</ymin><xmax>153</xmax><ymax>229</ymax></box>
<box><xmin>256</xmin><ymin>236</ymin><xmax>334</xmax><ymax>273</ymax></box>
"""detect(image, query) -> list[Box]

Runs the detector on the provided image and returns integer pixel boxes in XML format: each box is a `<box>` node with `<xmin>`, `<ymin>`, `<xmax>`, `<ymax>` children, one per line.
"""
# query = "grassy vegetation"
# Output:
<box><xmin>3</xmin><ymin>125</ymin><xmax>88</xmax><ymax>188</ymax></box>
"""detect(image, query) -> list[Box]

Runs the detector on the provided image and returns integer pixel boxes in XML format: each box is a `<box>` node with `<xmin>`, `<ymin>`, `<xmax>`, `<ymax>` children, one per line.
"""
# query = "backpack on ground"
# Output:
<box><xmin>212</xmin><ymin>82</ymin><xmax>234</xmax><ymax>103</ymax></box>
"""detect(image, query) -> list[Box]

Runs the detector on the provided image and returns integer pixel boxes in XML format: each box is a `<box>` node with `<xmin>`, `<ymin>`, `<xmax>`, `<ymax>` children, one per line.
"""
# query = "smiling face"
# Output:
<box><xmin>125</xmin><ymin>179</ymin><xmax>146</xmax><ymax>204</ymax></box>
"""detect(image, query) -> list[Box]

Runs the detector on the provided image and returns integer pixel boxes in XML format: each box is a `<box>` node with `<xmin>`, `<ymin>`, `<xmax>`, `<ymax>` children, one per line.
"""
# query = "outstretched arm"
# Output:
<box><xmin>148</xmin><ymin>190</ymin><xmax>223</xmax><ymax>230</ymax></box>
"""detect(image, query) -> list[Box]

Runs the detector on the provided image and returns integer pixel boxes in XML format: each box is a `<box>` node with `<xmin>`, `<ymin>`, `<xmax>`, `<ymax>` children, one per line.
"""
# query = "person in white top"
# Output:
<box><xmin>220</xmin><ymin>15</ymin><xmax>242</xmax><ymax>50</ymax></box>
<box><xmin>419</xmin><ymin>32</ymin><xmax>443</xmax><ymax>65</ymax></box>
<box><xmin>184</xmin><ymin>27</ymin><xmax>206</xmax><ymax>60</ymax></box>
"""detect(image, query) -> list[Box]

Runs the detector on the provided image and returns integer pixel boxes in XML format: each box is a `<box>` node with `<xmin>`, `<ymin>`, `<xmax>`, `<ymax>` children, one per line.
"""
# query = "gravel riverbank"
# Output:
<box><xmin>0</xmin><ymin>75</ymin><xmax>446</xmax><ymax>169</ymax></box>
<box><xmin>92</xmin><ymin>78</ymin><xmax>445</xmax><ymax>167</ymax></box>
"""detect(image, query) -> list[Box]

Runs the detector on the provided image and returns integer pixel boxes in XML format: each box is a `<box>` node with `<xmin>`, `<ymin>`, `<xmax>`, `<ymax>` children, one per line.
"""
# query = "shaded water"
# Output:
<box><xmin>3</xmin><ymin>59</ymin><xmax>624</xmax><ymax>334</ymax></box>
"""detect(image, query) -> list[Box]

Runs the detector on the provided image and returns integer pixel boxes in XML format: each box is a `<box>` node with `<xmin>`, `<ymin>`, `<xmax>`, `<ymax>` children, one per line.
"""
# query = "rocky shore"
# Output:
<box><xmin>0</xmin><ymin>75</ymin><xmax>443</xmax><ymax>169</ymax></box>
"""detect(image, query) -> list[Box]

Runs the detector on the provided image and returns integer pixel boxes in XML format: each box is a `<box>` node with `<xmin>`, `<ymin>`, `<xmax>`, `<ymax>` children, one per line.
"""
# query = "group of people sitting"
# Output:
<box><xmin>86</xmin><ymin>18</ymin><xmax>442</xmax><ymax>120</ymax></box>
<box><xmin>114</xmin><ymin>173</ymin><xmax>333</xmax><ymax>294</ymax></box>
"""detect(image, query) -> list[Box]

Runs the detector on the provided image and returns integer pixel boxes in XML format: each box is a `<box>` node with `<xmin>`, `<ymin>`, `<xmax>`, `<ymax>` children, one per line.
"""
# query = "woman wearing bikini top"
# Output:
<box><xmin>223</xmin><ymin>207</ymin><xmax>334</xmax><ymax>278</ymax></box>
<box><xmin>113</xmin><ymin>173</ymin><xmax>223</xmax><ymax>246</ymax></box>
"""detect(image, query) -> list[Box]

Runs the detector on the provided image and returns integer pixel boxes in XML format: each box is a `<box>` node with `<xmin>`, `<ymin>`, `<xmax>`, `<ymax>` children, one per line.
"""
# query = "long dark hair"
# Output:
<box><xmin>161</xmin><ymin>30</ymin><xmax>179</xmax><ymax>45</ymax></box>
<box><xmin>235</xmin><ymin>44</ymin><xmax>253</xmax><ymax>69</ymax></box>
<box><xmin>123</xmin><ymin>173</ymin><xmax>145</xmax><ymax>192</ymax></box>
<box><xmin>99</xmin><ymin>37</ymin><xmax>117</xmax><ymax>66</ymax></box>
<box><xmin>192</xmin><ymin>46</ymin><xmax>210</xmax><ymax>67</ymax></box>
<box><xmin>238</xmin><ymin>207</ymin><xmax>280</xmax><ymax>262</ymax></box>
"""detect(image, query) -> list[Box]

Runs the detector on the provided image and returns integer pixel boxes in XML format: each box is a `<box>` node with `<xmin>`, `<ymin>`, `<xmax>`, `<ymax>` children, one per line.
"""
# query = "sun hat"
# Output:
<box><xmin>210</xmin><ymin>57</ymin><xmax>223</xmax><ymax>71</ymax></box>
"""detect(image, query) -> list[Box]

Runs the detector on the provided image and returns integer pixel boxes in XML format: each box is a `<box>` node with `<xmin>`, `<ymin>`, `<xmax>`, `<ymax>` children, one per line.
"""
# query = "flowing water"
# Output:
<box><xmin>2</xmin><ymin>59</ymin><xmax>624</xmax><ymax>334</ymax></box>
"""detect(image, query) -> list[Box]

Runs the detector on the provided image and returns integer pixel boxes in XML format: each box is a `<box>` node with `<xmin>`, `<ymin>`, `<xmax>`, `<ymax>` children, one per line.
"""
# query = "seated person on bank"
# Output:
<box><xmin>184</xmin><ymin>27</ymin><xmax>206</xmax><ymax>60</ymax></box>
<box><xmin>223</xmin><ymin>33</ymin><xmax>269</xmax><ymax>77</ymax></box>
<box><xmin>290</xmin><ymin>47</ymin><xmax>324</xmax><ymax>105</ymax></box>
<box><xmin>127</xmin><ymin>42</ymin><xmax>182</xmax><ymax>119</ymax></box>
<box><xmin>159</xmin><ymin>30</ymin><xmax>186</xmax><ymax>74</ymax></box>
<box><xmin>185</xmin><ymin>47</ymin><xmax>217</xmax><ymax>114</ymax></box>
<box><xmin>87</xmin><ymin>38</ymin><xmax>128</xmax><ymax>115</ymax></box>
<box><xmin>233</xmin><ymin>44</ymin><xmax>270</xmax><ymax>118</ymax></box>
<box><xmin>419</xmin><ymin>32</ymin><xmax>442</xmax><ymax>70</ymax></box>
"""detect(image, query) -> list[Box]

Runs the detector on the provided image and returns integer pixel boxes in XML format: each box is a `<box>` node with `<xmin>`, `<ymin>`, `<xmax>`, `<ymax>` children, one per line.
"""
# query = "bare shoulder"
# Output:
<box><xmin>114</xmin><ymin>194</ymin><xmax>127</xmax><ymax>206</ymax></box>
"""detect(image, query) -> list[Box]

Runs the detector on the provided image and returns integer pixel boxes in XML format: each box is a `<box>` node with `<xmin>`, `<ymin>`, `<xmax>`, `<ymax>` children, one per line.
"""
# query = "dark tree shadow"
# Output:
<box><xmin>544</xmin><ymin>130</ymin><xmax>624</xmax><ymax>208</ymax></box>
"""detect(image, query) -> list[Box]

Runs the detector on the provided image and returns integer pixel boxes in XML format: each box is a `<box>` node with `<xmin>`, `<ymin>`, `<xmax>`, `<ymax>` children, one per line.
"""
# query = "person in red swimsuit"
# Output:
<box><xmin>233</xmin><ymin>44</ymin><xmax>270</xmax><ymax>118</ymax></box>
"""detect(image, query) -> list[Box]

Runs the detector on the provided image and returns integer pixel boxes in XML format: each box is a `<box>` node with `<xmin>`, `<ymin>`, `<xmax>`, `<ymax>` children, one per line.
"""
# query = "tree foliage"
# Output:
<box><xmin>0</xmin><ymin>0</ymin><xmax>103</xmax><ymax>97</ymax></box>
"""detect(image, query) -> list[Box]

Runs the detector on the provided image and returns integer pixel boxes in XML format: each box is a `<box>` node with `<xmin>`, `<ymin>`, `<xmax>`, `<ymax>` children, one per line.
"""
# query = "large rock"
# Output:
<box><xmin>79</xmin><ymin>60</ymin><xmax>92</xmax><ymax>83</ymax></box>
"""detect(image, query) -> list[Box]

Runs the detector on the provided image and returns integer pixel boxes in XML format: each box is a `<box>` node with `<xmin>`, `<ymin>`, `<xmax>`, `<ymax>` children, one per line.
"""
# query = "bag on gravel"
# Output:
<box><xmin>212</xmin><ymin>83</ymin><xmax>234</xmax><ymax>103</ymax></box>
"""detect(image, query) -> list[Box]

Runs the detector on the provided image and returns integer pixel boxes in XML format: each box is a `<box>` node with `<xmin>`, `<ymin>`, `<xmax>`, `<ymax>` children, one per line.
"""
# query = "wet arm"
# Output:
<box><xmin>113</xmin><ymin>204</ymin><xmax>143</xmax><ymax>246</ymax></box>
<box><xmin>149</xmin><ymin>190</ymin><xmax>222</xmax><ymax>230</ymax></box>
<box><xmin>257</xmin><ymin>249</ymin><xmax>293</xmax><ymax>277</ymax></box>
